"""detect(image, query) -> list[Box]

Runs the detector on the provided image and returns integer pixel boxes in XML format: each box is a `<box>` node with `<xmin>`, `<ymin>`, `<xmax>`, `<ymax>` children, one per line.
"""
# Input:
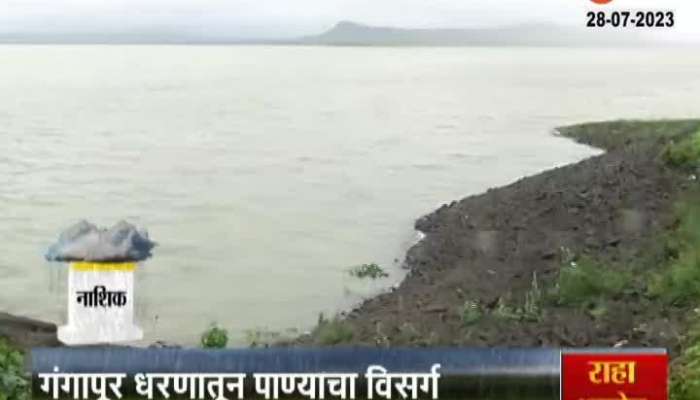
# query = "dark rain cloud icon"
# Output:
<box><xmin>45</xmin><ymin>220</ymin><xmax>156</xmax><ymax>262</ymax></box>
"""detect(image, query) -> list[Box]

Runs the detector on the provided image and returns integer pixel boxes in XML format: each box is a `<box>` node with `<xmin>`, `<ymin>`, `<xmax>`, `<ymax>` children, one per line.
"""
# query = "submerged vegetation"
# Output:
<box><xmin>200</xmin><ymin>324</ymin><xmax>228</xmax><ymax>349</ymax></box>
<box><xmin>0</xmin><ymin>338</ymin><xmax>29</xmax><ymax>400</ymax></box>
<box><xmin>348</xmin><ymin>263</ymin><xmax>389</xmax><ymax>279</ymax></box>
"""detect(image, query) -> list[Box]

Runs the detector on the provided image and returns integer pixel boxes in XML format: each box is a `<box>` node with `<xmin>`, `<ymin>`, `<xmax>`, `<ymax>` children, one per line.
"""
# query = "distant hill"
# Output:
<box><xmin>0</xmin><ymin>20</ymin><xmax>659</xmax><ymax>46</ymax></box>
<box><xmin>301</xmin><ymin>21</ymin><xmax>652</xmax><ymax>47</ymax></box>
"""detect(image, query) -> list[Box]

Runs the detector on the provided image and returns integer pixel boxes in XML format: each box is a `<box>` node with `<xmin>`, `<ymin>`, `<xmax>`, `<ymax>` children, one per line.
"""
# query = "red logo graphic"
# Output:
<box><xmin>591</xmin><ymin>0</ymin><xmax>614</xmax><ymax>4</ymax></box>
<box><xmin>562</xmin><ymin>352</ymin><xmax>668</xmax><ymax>400</ymax></box>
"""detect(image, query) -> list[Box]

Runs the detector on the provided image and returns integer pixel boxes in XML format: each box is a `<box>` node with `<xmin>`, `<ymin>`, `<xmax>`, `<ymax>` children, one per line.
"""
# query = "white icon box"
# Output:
<box><xmin>57</xmin><ymin>262</ymin><xmax>143</xmax><ymax>345</ymax></box>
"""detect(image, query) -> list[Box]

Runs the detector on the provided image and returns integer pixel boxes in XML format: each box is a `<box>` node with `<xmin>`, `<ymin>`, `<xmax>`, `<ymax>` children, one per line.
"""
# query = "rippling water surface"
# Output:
<box><xmin>1</xmin><ymin>45</ymin><xmax>699</xmax><ymax>345</ymax></box>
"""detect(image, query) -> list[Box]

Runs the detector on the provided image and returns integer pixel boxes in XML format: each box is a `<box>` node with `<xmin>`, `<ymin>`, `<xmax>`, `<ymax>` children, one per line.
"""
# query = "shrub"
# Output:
<box><xmin>670</xmin><ymin>315</ymin><xmax>700</xmax><ymax>400</ymax></box>
<box><xmin>554</xmin><ymin>257</ymin><xmax>628</xmax><ymax>307</ymax></box>
<box><xmin>201</xmin><ymin>324</ymin><xmax>228</xmax><ymax>349</ymax></box>
<box><xmin>650</xmin><ymin>199</ymin><xmax>700</xmax><ymax>305</ymax></box>
<box><xmin>0</xmin><ymin>338</ymin><xmax>29</xmax><ymax>400</ymax></box>
<box><xmin>663</xmin><ymin>129</ymin><xmax>700</xmax><ymax>169</ymax></box>
<box><xmin>652</xmin><ymin>252</ymin><xmax>700</xmax><ymax>306</ymax></box>
<box><xmin>348</xmin><ymin>263</ymin><xmax>389</xmax><ymax>279</ymax></box>
<box><xmin>492</xmin><ymin>273</ymin><xmax>543</xmax><ymax>322</ymax></box>
<box><xmin>461</xmin><ymin>300</ymin><xmax>483</xmax><ymax>326</ymax></box>
<box><xmin>522</xmin><ymin>272</ymin><xmax>544</xmax><ymax>321</ymax></box>
<box><xmin>492</xmin><ymin>298</ymin><xmax>520</xmax><ymax>321</ymax></box>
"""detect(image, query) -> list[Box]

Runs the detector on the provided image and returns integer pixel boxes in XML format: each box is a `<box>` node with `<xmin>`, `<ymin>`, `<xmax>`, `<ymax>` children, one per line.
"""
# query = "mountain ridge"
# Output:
<box><xmin>300</xmin><ymin>20</ymin><xmax>654</xmax><ymax>47</ymax></box>
<box><xmin>0</xmin><ymin>20</ymin><xmax>661</xmax><ymax>46</ymax></box>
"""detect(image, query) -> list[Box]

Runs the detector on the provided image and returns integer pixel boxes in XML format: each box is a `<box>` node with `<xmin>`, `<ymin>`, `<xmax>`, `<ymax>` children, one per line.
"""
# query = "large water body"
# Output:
<box><xmin>1</xmin><ymin>45</ymin><xmax>698</xmax><ymax>345</ymax></box>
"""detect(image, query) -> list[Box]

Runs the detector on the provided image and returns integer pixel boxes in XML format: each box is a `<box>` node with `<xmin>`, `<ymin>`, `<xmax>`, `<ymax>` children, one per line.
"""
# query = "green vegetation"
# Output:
<box><xmin>522</xmin><ymin>273</ymin><xmax>544</xmax><ymax>321</ymax></box>
<box><xmin>559</xmin><ymin>119</ymin><xmax>700</xmax><ymax>151</ymax></box>
<box><xmin>657</xmin><ymin>128</ymin><xmax>700</xmax><ymax>399</ymax></box>
<box><xmin>546</xmin><ymin>189</ymin><xmax>700</xmax><ymax>307</ymax></box>
<box><xmin>200</xmin><ymin>324</ymin><xmax>228</xmax><ymax>349</ymax></box>
<box><xmin>315</xmin><ymin>315</ymin><xmax>354</xmax><ymax>345</ymax></box>
<box><xmin>552</xmin><ymin>257</ymin><xmax>628</xmax><ymax>307</ymax></box>
<box><xmin>348</xmin><ymin>263</ymin><xmax>389</xmax><ymax>279</ymax></box>
<box><xmin>663</xmin><ymin>128</ymin><xmax>700</xmax><ymax>169</ymax></box>
<box><xmin>651</xmin><ymin>196</ymin><xmax>700</xmax><ymax>399</ymax></box>
<box><xmin>493</xmin><ymin>273</ymin><xmax>544</xmax><ymax>322</ymax></box>
<box><xmin>492</xmin><ymin>298</ymin><xmax>520</xmax><ymax>321</ymax></box>
<box><xmin>0</xmin><ymin>338</ymin><xmax>29</xmax><ymax>400</ymax></box>
<box><xmin>649</xmin><ymin>197</ymin><xmax>700</xmax><ymax>306</ymax></box>
<box><xmin>671</xmin><ymin>312</ymin><xmax>700</xmax><ymax>400</ymax></box>
<box><xmin>460</xmin><ymin>300</ymin><xmax>483</xmax><ymax>325</ymax></box>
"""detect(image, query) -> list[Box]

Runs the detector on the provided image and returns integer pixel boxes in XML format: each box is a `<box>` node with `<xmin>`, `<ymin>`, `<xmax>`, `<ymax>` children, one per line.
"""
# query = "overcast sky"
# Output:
<box><xmin>1</xmin><ymin>0</ymin><xmax>698</xmax><ymax>40</ymax></box>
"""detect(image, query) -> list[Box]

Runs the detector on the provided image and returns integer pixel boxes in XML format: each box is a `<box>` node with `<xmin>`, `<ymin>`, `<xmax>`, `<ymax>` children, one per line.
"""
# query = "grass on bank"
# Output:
<box><xmin>654</xmin><ymin>194</ymin><xmax>700</xmax><ymax>400</ymax></box>
<box><xmin>663</xmin><ymin>128</ymin><xmax>700</xmax><ymax>170</ymax></box>
<box><xmin>654</xmin><ymin>128</ymin><xmax>700</xmax><ymax>307</ymax></box>
<box><xmin>0</xmin><ymin>338</ymin><xmax>29</xmax><ymax>400</ymax></box>
<box><xmin>650</xmin><ymin>199</ymin><xmax>700</xmax><ymax>306</ymax></box>
<box><xmin>558</xmin><ymin>119</ymin><xmax>700</xmax><ymax>151</ymax></box>
<box><xmin>461</xmin><ymin>272</ymin><xmax>544</xmax><ymax>325</ymax></box>
<box><xmin>493</xmin><ymin>273</ymin><xmax>544</xmax><ymax>322</ymax></box>
<box><xmin>671</xmin><ymin>315</ymin><xmax>700</xmax><ymax>400</ymax></box>
<box><xmin>553</xmin><ymin>256</ymin><xmax>629</xmax><ymax>308</ymax></box>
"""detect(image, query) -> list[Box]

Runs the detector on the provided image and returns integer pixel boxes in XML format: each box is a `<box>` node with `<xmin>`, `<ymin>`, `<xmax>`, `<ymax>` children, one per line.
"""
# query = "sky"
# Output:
<box><xmin>0</xmin><ymin>0</ymin><xmax>698</xmax><ymax>40</ymax></box>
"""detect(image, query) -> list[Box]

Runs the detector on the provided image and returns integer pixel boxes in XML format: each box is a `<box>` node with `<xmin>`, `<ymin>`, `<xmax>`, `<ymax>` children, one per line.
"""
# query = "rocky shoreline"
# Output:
<box><xmin>0</xmin><ymin>312</ymin><xmax>60</xmax><ymax>348</ymax></box>
<box><xmin>302</xmin><ymin>119</ymin><xmax>700</xmax><ymax>356</ymax></box>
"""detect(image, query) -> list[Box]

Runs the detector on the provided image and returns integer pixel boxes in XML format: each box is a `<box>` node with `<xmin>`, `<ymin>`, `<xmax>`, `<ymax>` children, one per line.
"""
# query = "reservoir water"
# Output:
<box><xmin>1</xmin><ymin>45</ymin><xmax>699</xmax><ymax>345</ymax></box>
